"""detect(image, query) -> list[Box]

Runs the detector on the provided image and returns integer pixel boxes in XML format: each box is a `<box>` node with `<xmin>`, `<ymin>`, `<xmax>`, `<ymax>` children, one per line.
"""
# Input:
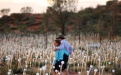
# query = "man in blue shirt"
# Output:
<box><xmin>55</xmin><ymin>35</ymin><xmax>73</xmax><ymax>75</ymax></box>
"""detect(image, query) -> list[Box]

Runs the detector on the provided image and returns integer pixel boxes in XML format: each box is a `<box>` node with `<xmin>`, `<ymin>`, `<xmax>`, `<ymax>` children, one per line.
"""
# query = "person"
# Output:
<box><xmin>55</xmin><ymin>35</ymin><xmax>73</xmax><ymax>75</ymax></box>
<box><xmin>55</xmin><ymin>35</ymin><xmax>73</xmax><ymax>55</ymax></box>
<box><xmin>52</xmin><ymin>40</ymin><xmax>69</xmax><ymax>75</ymax></box>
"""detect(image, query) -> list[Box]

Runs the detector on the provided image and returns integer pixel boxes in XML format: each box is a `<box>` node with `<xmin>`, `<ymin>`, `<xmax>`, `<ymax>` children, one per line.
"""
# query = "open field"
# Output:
<box><xmin>0</xmin><ymin>33</ymin><xmax>121</xmax><ymax>75</ymax></box>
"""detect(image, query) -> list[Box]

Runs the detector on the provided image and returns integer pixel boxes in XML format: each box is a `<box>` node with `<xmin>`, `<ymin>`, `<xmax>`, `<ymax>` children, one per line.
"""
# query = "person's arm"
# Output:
<box><xmin>53</xmin><ymin>51</ymin><xmax>59</xmax><ymax>65</ymax></box>
<box><xmin>69</xmin><ymin>45</ymin><xmax>73</xmax><ymax>54</ymax></box>
<box><xmin>55</xmin><ymin>41</ymin><xmax>64</xmax><ymax>50</ymax></box>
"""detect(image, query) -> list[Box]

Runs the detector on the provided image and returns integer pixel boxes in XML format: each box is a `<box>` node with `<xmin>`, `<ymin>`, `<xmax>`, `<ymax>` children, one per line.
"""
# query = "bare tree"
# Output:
<box><xmin>43</xmin><ymin>11</ymin><xmax>50</xmax><ymax>49</ymax></box>
<box><xmin>20</xmin><ymin>6</ymin><xmax>33</xmax><ymax>13</ymax></box>
<box><xmin>47</xmin><ymin>0</ymin><xmax>78</xmax><ymax>35</ymax></box>
<box><xmin>97</xmin><ymin>16</ymin><xmax>104</xmax><ymax>43</ymax></box>
<box><xmin>107</xmin><ymin>0</ymin><xmax>118</xmax><ymax>40</ymax></box>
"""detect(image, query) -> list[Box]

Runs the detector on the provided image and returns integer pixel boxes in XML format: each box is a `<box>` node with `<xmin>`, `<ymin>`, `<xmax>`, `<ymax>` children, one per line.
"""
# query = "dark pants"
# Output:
<box><xmin>54</xmin><ymin>60</ymin><xmax>66</xmax><ymax>71</ymax></box>
<box><xmin>53</xmin><ymin>54</ymin><xmax>69</xmax><ymax>72</ymax></box>
<box><xmin>63</xmin><ymin>54</ymin><xmax>69</xmax><ymax>69</ymax></box>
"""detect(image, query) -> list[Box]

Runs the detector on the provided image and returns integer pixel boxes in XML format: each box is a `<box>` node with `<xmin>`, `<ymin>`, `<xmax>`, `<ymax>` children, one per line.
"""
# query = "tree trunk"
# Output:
<box><xmin>45</xmin><ymin>32</ymin><xmax>48</xmax><ymax>49</ymax></box>
<box><xmin>112</xmin><ymin>0</ymin><xmax>117</xmax><ymax>38</ymax></box>
<box><xmin>78</xmin><ymin>22</ymin><xmax>81</xmax><ymax>44</ymax></box>
<box><xmin>99</xmin><ymin>35</ymin><xmax>102</xmax><ymax>44</ymax></box>
<box><xmin>79</xmin><ymin>32</ymin><xmax>80</xmax><ymax>44</ymax></box>
<box><xmin>61</xmin><ymin>24</ymin><xmax>65</xmax><ymax>35</ymax></box>
<box><xmin>111</xmin><ymin>0</ymin><xmax>117</xmax><ymax>40</ymax></box>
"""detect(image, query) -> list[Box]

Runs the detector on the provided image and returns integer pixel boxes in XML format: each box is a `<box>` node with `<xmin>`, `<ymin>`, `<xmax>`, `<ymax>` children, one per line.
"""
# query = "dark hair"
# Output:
<box><xmin>56</xmin><ymin>35</ymin><xmax>65</xmax><ymax>39</ymax></box>
<box><xmin>55</xmin><ymin>40</ymin><xmax>61</xmax><ymax>46</ymax></box>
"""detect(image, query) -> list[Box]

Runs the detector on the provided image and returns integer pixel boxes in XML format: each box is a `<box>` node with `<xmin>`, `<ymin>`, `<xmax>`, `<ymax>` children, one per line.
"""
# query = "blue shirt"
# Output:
<box><xmin>53</xmin><ymin>49</ymin><xmax>69</xmax><ymax>65</ymax></box>
<box><xmin>56</xmin><ymin>39</ymin><xmax>73</xmax><ymax>55</ymax></box>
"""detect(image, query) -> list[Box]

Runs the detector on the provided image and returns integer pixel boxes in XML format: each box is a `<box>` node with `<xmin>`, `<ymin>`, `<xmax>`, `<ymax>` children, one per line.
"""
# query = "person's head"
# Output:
<box><xmin>56</xmin><ymin>35</ymin><xmax>65</xmax><ymax>40</ymax></box>
<box><xmin>54</xmin><ymin>40</ymin><xmax>61</xmax><ymax>47</ymax></box>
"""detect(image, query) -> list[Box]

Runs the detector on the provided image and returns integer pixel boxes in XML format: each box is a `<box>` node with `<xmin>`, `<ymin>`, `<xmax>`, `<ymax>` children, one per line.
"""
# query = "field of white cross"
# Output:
<box><xmin>0</xmin><ymin>33</ymin><xmax>121</xmax><ymax>75</ymax></box>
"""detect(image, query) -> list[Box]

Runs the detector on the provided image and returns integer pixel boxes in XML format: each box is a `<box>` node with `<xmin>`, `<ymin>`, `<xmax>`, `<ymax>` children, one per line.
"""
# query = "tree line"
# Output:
<box><xmin>0</xmin><ymin>0</ymin><xmax>121</xmax><ymax>40</ymax></box>
<box><xmin>0</xmin><ymin>6</ymin><xmax>33</xmax><ymax>16</ymax></box>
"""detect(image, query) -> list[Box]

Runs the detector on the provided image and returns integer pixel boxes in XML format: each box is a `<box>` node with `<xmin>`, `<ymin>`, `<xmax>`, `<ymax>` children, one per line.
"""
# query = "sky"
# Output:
<box><xmin>0</xmin><ymin>0</ymin><xmax>109</xmax><ymax>14</ymax></box>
